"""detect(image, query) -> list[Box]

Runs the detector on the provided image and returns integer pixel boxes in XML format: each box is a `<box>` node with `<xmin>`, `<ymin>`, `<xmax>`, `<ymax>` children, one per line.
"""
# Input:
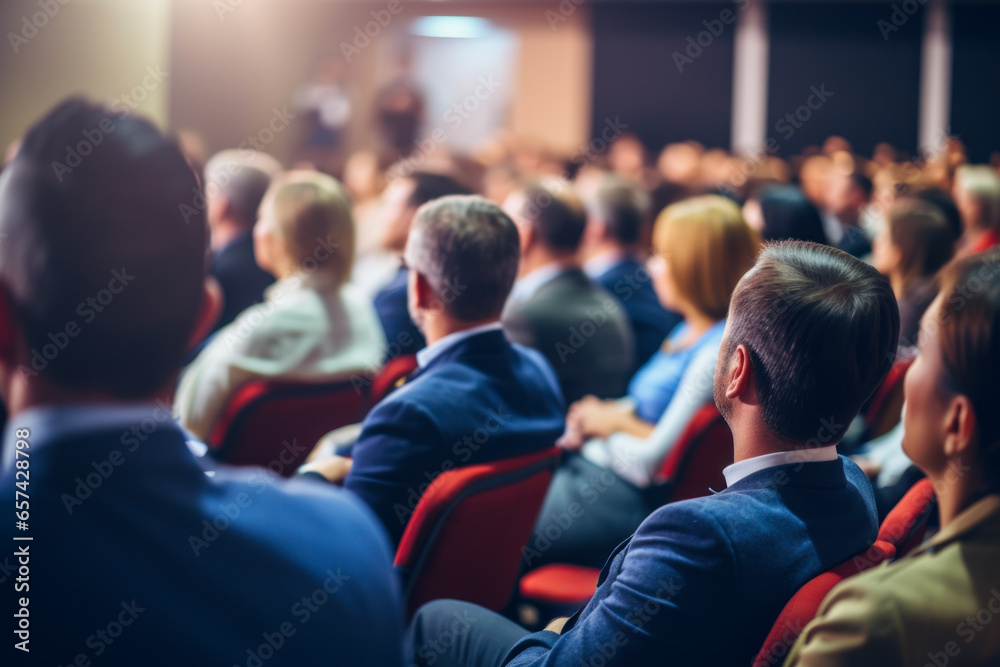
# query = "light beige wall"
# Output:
<box><xmin>0</xmin><ymin>0</ymin><xmax>170</xmax><ymax>157</ymax></box>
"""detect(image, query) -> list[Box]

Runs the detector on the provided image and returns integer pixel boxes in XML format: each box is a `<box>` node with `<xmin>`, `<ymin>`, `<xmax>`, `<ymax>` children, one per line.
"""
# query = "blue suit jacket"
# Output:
<box><xmin>592</xmin><ymin>257</ymin><xmax>681</xmax><ymax>372</ymax></box>
<box><xmin>502</xmin><ymin>457</ymin><xmax>878</xmax><ymax>666</ymax></box>
<box><xmin>374</xmin><ymin>266</ymin><xmax>427</xmax><ymax>355</ymax></box>
<box><xmin>211</xmin><ymin>231</ymin><xmax>275</xmax><ymax>332</ymax></box>
<box><xmin>344</xmin><ymin>330</ymin><xmax>566</xmax><ymax>545</ymax></box>
<box><xmin>1</xmin><ymin>415</ymin><xmax>404</xmax><ymax>665</ymax></box>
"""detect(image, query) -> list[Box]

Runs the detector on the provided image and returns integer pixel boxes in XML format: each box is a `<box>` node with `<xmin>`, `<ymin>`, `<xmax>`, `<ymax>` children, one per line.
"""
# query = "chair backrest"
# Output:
<box><xmin>752</xmin><ymin>539</ymin><xmax>897</xmax><ymax>667</ymax></box>
<box><xmin>206</xmin><ymin>379</ymin><xmax>366</xmax><ymax>475</ymax></box>
<box><xmin>366</xmin><ymin>354</ymin><xmax>419</xmax><ymax>412</ymax></box>
<box><xmin>865</xmin><ymin>356</ymin><xmax>914</xmax><ymax>438</ymax></box>
<box><xmin>653</xmin><ymin>403</ymin><xmax>734</xmax><ymax>503</ymax></box>
<box><xmin>394</xmin><ymin>447</ymin><xmax>561</xmax><ymax>617</ymax></box>
<box><xmin>878</xmin><ymin>477</ymin><xmax>935</xmax><ymax>557</ymax></box>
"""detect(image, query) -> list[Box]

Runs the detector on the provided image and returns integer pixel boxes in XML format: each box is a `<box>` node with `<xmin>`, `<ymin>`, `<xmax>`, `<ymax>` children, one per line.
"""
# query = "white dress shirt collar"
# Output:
<box><xmin>723</xmin><ymin>445</ymin><xmax>839</xmax><ymax>487</ymax></box>
<box><xmin>416</xmin><ymin>322</ymin><xmax>504</xmax><ymax>369</ymax></box>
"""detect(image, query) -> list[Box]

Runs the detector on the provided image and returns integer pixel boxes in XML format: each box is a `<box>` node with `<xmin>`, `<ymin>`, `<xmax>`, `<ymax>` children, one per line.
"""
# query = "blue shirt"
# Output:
<box><xmin>627</xmin><ymin>319</ymin><xmax>726</xmax><ymax>423</ymax></box>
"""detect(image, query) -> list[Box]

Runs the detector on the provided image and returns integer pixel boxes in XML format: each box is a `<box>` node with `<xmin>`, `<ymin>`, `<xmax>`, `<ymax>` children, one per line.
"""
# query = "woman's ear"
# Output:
<box><xmin>186</xmin><ymin>278</ymin><xmax>223</xmax><ymax>351</ymax></box>
<box><xmin>943</xmin><ymin>394</ymin><xmax>978</xmax><ymax>459</ymax></box>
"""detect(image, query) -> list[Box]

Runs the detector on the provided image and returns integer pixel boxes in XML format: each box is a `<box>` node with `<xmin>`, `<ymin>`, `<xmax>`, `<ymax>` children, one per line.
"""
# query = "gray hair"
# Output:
<box><xmin>956</xmin><ymin>164</ymin><xmax>1000</xmax><ymax>231</ymax></box>
<box><xmin>204</xmin><ymin>149</ymin><xmax>282</xmax><ymax>226</ymax></box>
<box><xmin>404</xmin><ymin>195</ymin><xmax>520</xmax><ymax>322</ymax></box>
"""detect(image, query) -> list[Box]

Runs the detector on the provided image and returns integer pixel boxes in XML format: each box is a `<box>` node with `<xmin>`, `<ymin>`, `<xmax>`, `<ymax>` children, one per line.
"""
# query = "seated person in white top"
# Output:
<box><xmin>527</xmin><ymin>196</ymin><xmax>761</xmax><ymax>570</ymax></box>
<box><xmin>175</xmin><ymin>171</ymin><xmax>387</xmax><ymax>441</ymax></box>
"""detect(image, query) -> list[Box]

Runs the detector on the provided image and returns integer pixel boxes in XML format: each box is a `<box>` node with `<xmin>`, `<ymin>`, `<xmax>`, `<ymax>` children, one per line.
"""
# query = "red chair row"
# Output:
<box><xmin>205</xmin><ymin>355</ymin><xmax>418</xmax><ymax>474</ymax></box>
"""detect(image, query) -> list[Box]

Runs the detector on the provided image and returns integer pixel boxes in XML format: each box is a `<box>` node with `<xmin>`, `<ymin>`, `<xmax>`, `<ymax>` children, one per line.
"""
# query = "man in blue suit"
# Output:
<box><xmin>582</xmin><ymin>175</ymin><xmax>681</xmax><ymax>373</ymax></box>
<box><xmin>0</xmin><ymin>99</ymin><xmax>405</xmax><ymax>665</ymax></box>
<box><xmin>409</xmin><ymin>241</ymin><xmax>900</xmax><ymax>666</ymax></box>
<box><xmin>373</xmin><ymin>172</ymin><xmax>471</xmax><ymax>355</ymax></box>
<box><xmin>309</xmin><ymin>196</ymin><xmax>565</xmax><ymax>545</ymax></box>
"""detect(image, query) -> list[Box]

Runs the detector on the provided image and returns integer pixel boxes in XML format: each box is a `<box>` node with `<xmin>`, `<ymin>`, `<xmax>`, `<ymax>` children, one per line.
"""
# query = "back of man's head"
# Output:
<box><xmin>720</xmin><ymin>241</ymin><xmax>899</xmax><ymax>445</ymax></box>
<box><xmin>0</xmin><ymin>98</ymin><xmax>206</xmax><ymax>399</ymax></box>
<box><xmin>588</xmin><ymin>175</ymin><xmax>649</xmax><ymax>247</ymax></box>
<box><xmin>405</xmin><ymin>195</ymin><xmax>519</xmax><ymax>322</ymax></box>
<box><xmin>204</xmin><ymin>149</ymin><xmax>281</xmax><ymax>228</ymax></box>
<box><xmin>517</xmin><ymin>182</ymin><xmax>587</xmax><ymax>254</ymax></box>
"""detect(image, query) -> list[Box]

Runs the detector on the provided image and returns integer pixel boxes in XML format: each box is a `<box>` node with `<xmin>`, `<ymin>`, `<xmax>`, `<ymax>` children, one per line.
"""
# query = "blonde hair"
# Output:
<box><xmin>653</xmin><ymin>195</ymin><xmax>761</xmax><ymax>320</ymax></box>
<box><xmin>261</xmin><ymin>171</ymin><xmax>355</xmax><ymax>285</ymax></box>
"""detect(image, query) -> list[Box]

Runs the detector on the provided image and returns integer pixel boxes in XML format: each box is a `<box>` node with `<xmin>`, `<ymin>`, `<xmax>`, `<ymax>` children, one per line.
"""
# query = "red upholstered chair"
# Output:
<box><xmin>517</xmin><ymin>403</ymin><xmax>735</xmax><ymax>614</ymax></box>
<box><xmin>206</xmin><ymin>379</ymin><xmax>366</xmax><ymax>475</ymax></box>
<box><xmin>752</xmin><ymin>539</ymin><xmax>897</xmax><ymax>667</ymax></box>
<box><xmin>394</xmin><ymin>447</ymin><xmax>561</xmax><ymax>617</ymax></box>
<box><xmin>365</xmin><ymin>354</ymin><xmax>419</xmax><ymax>412</ymax></box>
<box><xmin>865</xmin><ymin>357</ymin><xmax>914</xmax><ymax>439</ymax></box>
<box><xmin>877</xmin><ymin>477</ymin><xmax>935</xmax><ymax>558</ymax></box>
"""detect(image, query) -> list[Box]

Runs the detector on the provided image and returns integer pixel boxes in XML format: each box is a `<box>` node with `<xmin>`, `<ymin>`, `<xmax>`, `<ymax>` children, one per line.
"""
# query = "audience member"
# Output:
<box><xmin>175</xmin><ymin>171</ymin><xmax>386</xmax><ymax>442</ymax></box>
<box><xmin>744</xmin><ymin>184</ymin><xmax>827</xmax><ymax>244</ymax></box>
<box><xmin>305</xmin><ymin>196</ymin><xmax>565</xmax><ymax>545</ymax></box>
<box><xmin>502</xmin><ymin>182</ymin><xmax>634</xmax><ymax>403</ymax></box>
<box><xmin>786</xmin><ymin>248</ymin><xmax>1000</xmax><ymax>666</ymax></box>
<box><xmin>410</xmin><ymin>240</ymin><xmax>899</xmax><ymax>667</ymax></box>
<box><xmin>872</xmin><ymin>198</ymin><xmax>954</xmax><ymax>347</ymax></box>
<box><xmin>823</xmin><ymin>170</ymin><xmax>873</xmax><ymax>257</ymax></box>
<box><xmin>953</xmin><ymin>164</ymin><xmax>1000</xmax><ymax>257</ymax></box>
<box><xmin>371</xmin><ymin>172</ymin><xmax>471</xmax><ymax>355</ymax></box>
<box><xmin>529</xmin><ymin>195</ymin><xmax>759</xmax><ymax>567</ymax></box>
<box><xmin>580</xmin><ymin>174</ymin><xmax>681</xmax><ymax>372</ymax></box>
<box><xmin>0</xmin><ymin>98</ymin><xmax>404</xmax><ymax>665</ymax></box>
<box><xmin>203</xmin><ymin>149</ymin><xmax>281</xmax><ymax>331</ymax></box>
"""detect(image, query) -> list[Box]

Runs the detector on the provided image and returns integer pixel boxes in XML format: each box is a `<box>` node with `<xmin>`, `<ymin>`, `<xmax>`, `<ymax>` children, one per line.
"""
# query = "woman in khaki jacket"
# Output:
<box><xmin>785</xmin><ymin>248</ymin><xmax>1000</xmax><ymax>666</ymax></box>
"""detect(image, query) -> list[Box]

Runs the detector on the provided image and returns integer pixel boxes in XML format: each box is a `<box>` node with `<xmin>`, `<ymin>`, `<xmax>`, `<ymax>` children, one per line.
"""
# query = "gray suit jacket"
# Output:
<box><xmin>503</xmin><ymin>267</ymin><xmax>634</xmax><ymax>403</ymax></box>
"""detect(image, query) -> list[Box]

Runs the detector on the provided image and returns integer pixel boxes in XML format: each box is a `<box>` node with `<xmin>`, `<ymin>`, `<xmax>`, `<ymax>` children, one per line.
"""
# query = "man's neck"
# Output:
<box><xmin>209</xmin><ymin>219</ymin><xmax>250</xmax><ymax>252</ymax></box>
<box><xmin>518</xmin><ymin>251</ymin><xmax>577</xmax><ymax>280</ymax></box>
<box><xmin>423</xmin><ymin>316</ymin><xmax>499</xmax><ymax>347</ymax></box>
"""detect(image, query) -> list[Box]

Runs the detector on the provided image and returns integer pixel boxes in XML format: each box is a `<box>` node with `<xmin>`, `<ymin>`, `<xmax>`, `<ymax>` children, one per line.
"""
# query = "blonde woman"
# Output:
<box><xmin>529</xmin><ymin>196</ymin><xmax>760</xmax><ymax>569</ymax></box>
<box><xmin>176</xmin><ymin>171</ymin><xmax>386</xmax><ymax>442</ymax></box>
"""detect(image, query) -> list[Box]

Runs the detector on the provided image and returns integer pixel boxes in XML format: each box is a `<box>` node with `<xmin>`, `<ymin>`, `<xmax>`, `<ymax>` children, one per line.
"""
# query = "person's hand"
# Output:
<box><xmin>299</xmin><ymin>455</ymin><xmax>353</xmax><ymax>484</ymax></box>
<box><xmin>570</xmin><ymin>396</ymin><xmax>627</xmax><ymax>439</ymax></box>
<box><xmin>544</xmin><ymin>616</ymin><xmax>570</xmax><ymax>634</ymax></box>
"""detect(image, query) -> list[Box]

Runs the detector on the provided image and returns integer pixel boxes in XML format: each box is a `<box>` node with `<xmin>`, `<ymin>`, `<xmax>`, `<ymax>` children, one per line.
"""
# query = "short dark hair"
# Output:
<box><xmin>723</xmin><ymin>241</ymin><xmax>900</xmax><ymax>444</ymax></box>
<box><xmin>0</xmin><ymin>98</ymin><xmax>206</xmax><ymax>397</ymax></box>
<box><xmin>518</xmin><ymin>182</ymin><xmax>586</xmax><ymax>252</ymax></box>
<box><xmin>590</xmin><ymin>176</ymin><xmax>648</xmax><ymax>246</ymax></box>
<box><xmin>406</xmin><ymin>195</ymin><xmax>520</xmax><ymax>322</ymax></box>
<box><xmin>406</xmin><ymin>172</ymin><xmax>471</xmax><ymax>210</ymax></box>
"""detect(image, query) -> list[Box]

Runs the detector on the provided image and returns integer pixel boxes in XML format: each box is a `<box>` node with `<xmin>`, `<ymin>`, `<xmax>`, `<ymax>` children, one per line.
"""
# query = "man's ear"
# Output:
<box><xmin>943</xmin><ymin>395</ymin><xmax>978</xmax><ymax>459</ymax></box>
<box><xmin>725</xmin><ymin>343</ymin><xmax>754</xmax><ymax>401</ymax></box>
<box><xmin>186</xmin><ymin>277</ymin><xmax>223</xmax><ymax>351</ymax></box>
<box><xmin>412</xmin><ymin>271</ymin><xmax>441</xmax><ymax>313</ymax></box>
